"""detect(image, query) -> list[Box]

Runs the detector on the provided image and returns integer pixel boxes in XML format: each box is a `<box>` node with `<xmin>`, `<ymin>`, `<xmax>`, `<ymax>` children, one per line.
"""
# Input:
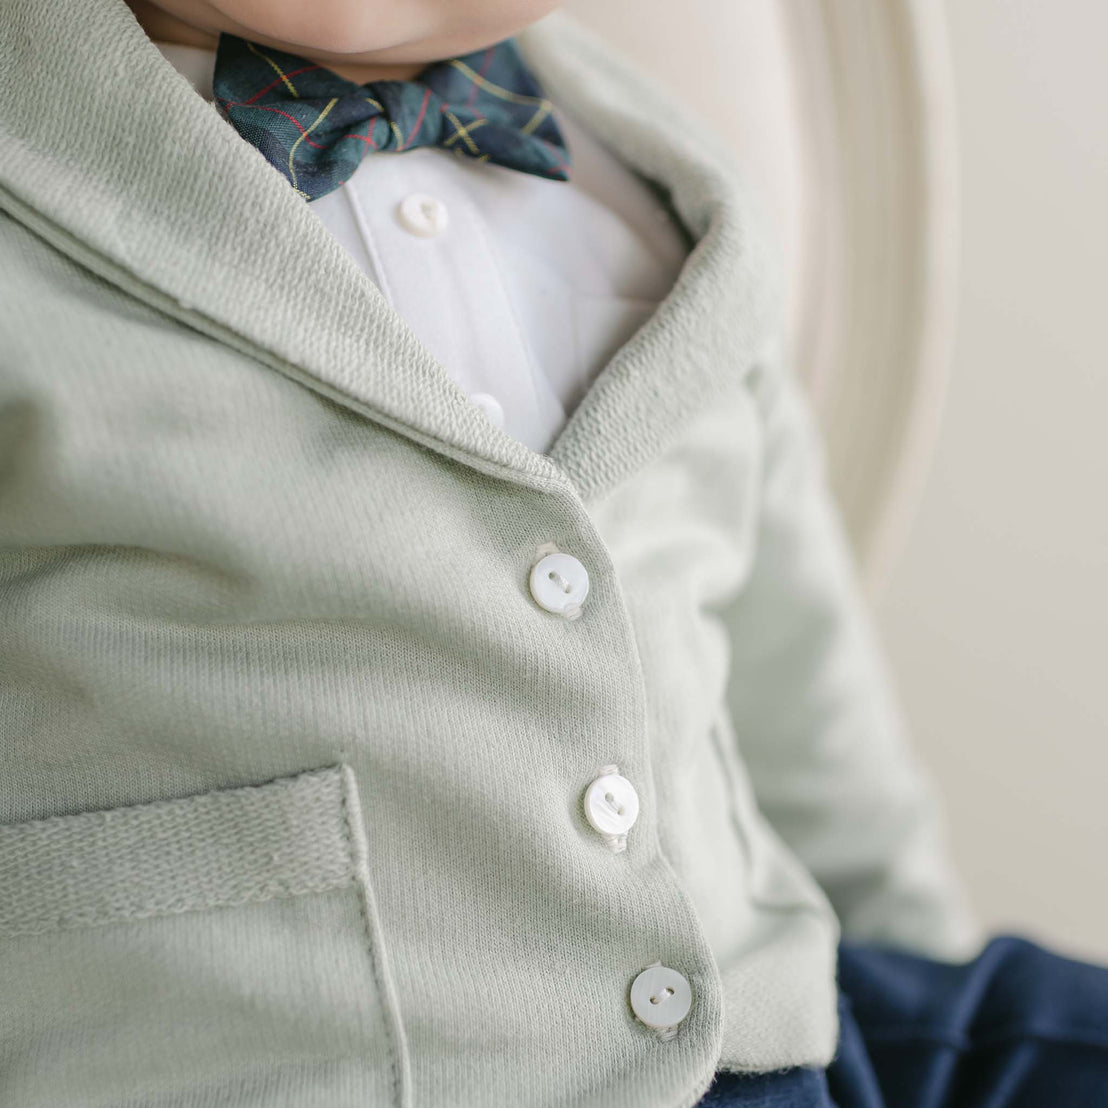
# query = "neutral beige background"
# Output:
<box><xmin>879</xmin><ymin>0</ymin><xmax>1108</xmax><ymax>964</ymax></box>
<box><xmin>564</xmin><ymin>0</ymin><xmax>1108</xmax><ymax>962</ymax></box>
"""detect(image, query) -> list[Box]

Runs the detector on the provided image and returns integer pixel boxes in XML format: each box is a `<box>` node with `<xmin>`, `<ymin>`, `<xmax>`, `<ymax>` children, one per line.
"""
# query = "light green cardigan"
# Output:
<box><xmin>0</xmin><ymin>0</ymin><xmax>981</xmax><ymax>1105</ymax></box>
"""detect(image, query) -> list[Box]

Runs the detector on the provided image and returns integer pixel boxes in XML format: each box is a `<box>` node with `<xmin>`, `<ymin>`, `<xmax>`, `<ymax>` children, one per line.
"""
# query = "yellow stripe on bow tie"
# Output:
<box><xmin>246</xmin><ymin>41</ymin><xmax>301</xmax><ymax>98</ymax></box>
<box><xmin>520</xmin><ymin>101</ymin><xmax>551</xmax><ymax>136</ymax></box>
<box><xmin>442</xmin><ymin>111</ymin><xmax>489</xmax><ymax>156</ymax></box>
<box><xmin>447</xmin><ymin>59</ymin><xmax>549</xmax><ymax>106</ymax></box>
<box><xmin>289</xmin><ymin>98</ymin><xmax>339</xmax><ymax>193</ymax></box>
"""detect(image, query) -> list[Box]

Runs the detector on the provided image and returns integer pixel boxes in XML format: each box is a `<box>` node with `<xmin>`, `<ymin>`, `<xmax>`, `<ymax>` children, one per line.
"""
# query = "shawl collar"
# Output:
<box><xmin>0</xmin><ymin>0</ymin><xmax>779</xmax><ymax>503</ymax></box>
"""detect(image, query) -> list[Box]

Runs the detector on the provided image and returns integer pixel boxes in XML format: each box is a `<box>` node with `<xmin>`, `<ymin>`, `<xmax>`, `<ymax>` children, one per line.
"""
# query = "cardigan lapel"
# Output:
<box><xmin>516</xmin><ymin>18</ymin><xmax>781</xmax><ymax>502</ymax></box>
<box><xmin>0</xmin><ymin>0</ymin><xmax>778</xmax><ymax>505</ymax></box>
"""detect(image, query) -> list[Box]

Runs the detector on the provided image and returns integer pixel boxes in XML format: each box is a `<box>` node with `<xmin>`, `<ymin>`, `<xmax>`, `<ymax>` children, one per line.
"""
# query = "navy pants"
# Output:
<box><xmin>696</xmin><ymin>936</ymin><xmax>1108</xmax><ymax>1107</ymax></box>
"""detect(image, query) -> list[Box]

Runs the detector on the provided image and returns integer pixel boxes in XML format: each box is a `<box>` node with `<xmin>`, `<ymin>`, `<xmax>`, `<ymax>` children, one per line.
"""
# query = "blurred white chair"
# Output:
<box><xmin>564</xmin><ymin>0</ymin><xmax>959</xmax><ymax>597</ymax></box>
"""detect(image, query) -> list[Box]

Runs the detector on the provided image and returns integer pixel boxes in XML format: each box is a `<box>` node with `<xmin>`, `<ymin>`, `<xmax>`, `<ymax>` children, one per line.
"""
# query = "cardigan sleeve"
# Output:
<box><xmin>718</xmin><ymin>333</ymin><xmax>984</xmax><ymax>961</ymax></box>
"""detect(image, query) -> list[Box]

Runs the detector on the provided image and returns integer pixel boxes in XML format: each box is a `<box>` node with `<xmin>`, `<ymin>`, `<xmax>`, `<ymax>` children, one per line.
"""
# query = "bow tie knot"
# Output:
<box><xmin>212</xmin><ymin>34</ymin><xmax>572</xmax><ymax>202</ymax></box>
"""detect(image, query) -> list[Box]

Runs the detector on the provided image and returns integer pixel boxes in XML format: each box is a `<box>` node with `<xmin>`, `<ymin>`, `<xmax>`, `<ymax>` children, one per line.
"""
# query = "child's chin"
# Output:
<box><xmin>217</xmin><ymin>0</ymin><xmax>418</xmax><ymax>61</ymax></box>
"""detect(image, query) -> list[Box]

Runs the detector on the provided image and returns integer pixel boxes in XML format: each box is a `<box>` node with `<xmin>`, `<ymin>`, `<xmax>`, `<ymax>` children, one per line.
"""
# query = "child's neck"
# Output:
<box><xmin>122</xmin><ymin>0</ymin><xmax>429</xmax><ymax>84</ymax></box>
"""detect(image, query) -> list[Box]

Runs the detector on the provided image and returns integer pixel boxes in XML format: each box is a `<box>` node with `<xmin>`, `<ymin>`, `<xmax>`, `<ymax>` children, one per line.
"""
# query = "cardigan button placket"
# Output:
<box><xmin>629</xmin><ymin>961</ymin><xmax>693</xmax><ymax>1041</ymax></box>
<box><xmin>528</xmin><ymin>542</ymin><xmax>589</xmax><ymax>620</ymax></box>
<box><xmin>529</xmin><ymin>520</ymin><xmax>713</xmax><ymax>1064</ymax></box>
<box><xmin>582</xmin><ymin>764</ymin><xmax>639</xmax><ymax>853</ymax></box>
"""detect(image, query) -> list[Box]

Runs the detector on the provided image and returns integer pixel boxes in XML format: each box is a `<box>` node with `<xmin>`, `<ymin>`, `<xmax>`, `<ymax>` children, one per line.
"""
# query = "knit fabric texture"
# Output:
<box><xmin>0</xmin><ymin>0</ymin><xmax>982</xmax><ymax>1105</ymax></box>
<box><xmin>212</xmin><ymin>33</ymin><xmax>571</xmax><ymax>201</ymax></box>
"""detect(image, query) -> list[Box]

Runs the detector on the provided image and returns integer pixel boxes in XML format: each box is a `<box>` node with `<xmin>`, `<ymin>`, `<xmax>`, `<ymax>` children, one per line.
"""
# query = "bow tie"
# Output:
<box><xmin>211</xmin><ymin>33</ymin><xmax>572</xmax><ymax>202</ymax></box>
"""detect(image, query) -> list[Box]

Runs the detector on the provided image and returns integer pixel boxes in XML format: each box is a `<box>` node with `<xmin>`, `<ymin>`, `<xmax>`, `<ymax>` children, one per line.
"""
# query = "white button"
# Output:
<box><xmin>396</xmin><ymin>192</ymin><xmax>449</xmax><ymax>237</ymax></box>
<box><xmin>583</xmin><ymin>767</ymin><xmax>639</xmax><ymax>851</ymax></box>
<box><xmin>470</xmin><ymin>392</ymin><xmax>505</xmax><ymax>428</ymax></box>
<box><xmin>629</xmin><ymin>963</ymin><xmax>692</xmax><ymax>1035</ymax></box>
<box><xmin>529</xmin><ymin>549</ymin><xmax>589</xmax><ymax>619</ymax></box>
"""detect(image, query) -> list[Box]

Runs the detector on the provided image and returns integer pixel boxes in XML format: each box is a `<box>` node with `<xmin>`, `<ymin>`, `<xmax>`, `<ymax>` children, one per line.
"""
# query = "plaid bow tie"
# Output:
<box><xmin>212</xmin><ymin>33</ymin><xmax>572</xmax><ymax>202</ymax></box>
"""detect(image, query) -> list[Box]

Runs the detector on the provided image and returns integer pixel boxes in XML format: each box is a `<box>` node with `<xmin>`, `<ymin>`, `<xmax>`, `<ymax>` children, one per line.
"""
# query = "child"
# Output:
<box><xmin>1</xmin><ymin>0</ymin><xmax>1105</xmax><ymax>1105</ymax></box>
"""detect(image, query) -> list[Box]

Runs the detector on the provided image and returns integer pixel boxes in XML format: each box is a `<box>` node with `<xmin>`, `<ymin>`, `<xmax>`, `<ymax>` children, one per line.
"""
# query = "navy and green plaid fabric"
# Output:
<box><xmin>212</xmin><ymin>34</ymin><xmax>572</xmax><ymax>202</ymax></box>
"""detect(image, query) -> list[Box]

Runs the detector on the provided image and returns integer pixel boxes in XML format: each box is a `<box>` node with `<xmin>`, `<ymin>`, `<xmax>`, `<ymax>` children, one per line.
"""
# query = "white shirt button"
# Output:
<box><xmin>470</xmin><ymin>392</ymin><xmax>505</xmax><ymax>428</ymax></box>
<box><xmin>583</xmin><ymin>766</ymin><xmax>639</xmax><ymax>852</ymax></box>
<box><xmin>529</xmin><ymin>548</ymin><xmax>589</xmax><ymax>619</ymax></box>
<box><xmin>629</xmin><ymin>963</ymin><xmax>692</xmax><ymax>1038</ymax></box>
<box><xmin>396</xmin><ymin>192</ymin><xmax>449</xmax><ymax>237</ymax></box>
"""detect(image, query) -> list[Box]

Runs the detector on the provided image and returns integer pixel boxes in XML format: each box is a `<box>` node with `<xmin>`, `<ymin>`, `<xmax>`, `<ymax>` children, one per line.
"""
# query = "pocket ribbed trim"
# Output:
<box><xmin>0</xmin><ymin>765</ymin><xmax>364</xmax><ymax>935</ymax></box>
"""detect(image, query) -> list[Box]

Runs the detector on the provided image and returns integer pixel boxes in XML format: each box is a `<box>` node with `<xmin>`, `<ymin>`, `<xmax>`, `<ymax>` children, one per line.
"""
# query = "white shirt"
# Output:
<box><xmin>151</xmin><ymin>40</ymin><xmax>691</xmax><ymax>455</ymax></box>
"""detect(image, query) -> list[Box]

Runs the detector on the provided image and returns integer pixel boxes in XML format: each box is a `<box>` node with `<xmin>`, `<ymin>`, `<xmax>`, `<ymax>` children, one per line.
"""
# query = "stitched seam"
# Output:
<box><xmin>338</xmin><ymin>776</ymin><xmax>406</xmax><ymax>1108</ymax></box>
<box><xmin>706</xmin><ymin>713</ymin><xmax>824</xmax><ymax>916</ymax></box>
<box><xmin>465</xmin><ymin>192</ymin><xmax>552</xmax><ymax>418</ymax></box>
<box><xmin>1</xmin><ymin>874</ymin><xmax>354</xmax><ymax>936</ymax></box>
<box><xmin>341</xmin><ymin>175</ymin><xmax>396</xmax><ymax>307</ymax></box>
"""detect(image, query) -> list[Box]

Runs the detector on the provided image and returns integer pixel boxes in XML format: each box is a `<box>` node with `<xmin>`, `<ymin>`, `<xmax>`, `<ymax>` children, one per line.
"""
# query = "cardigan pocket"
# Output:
<box><xmin>0</xmin><ymin>765</ymin><xmax>409</xmax><ymax>1108</ymax></box>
